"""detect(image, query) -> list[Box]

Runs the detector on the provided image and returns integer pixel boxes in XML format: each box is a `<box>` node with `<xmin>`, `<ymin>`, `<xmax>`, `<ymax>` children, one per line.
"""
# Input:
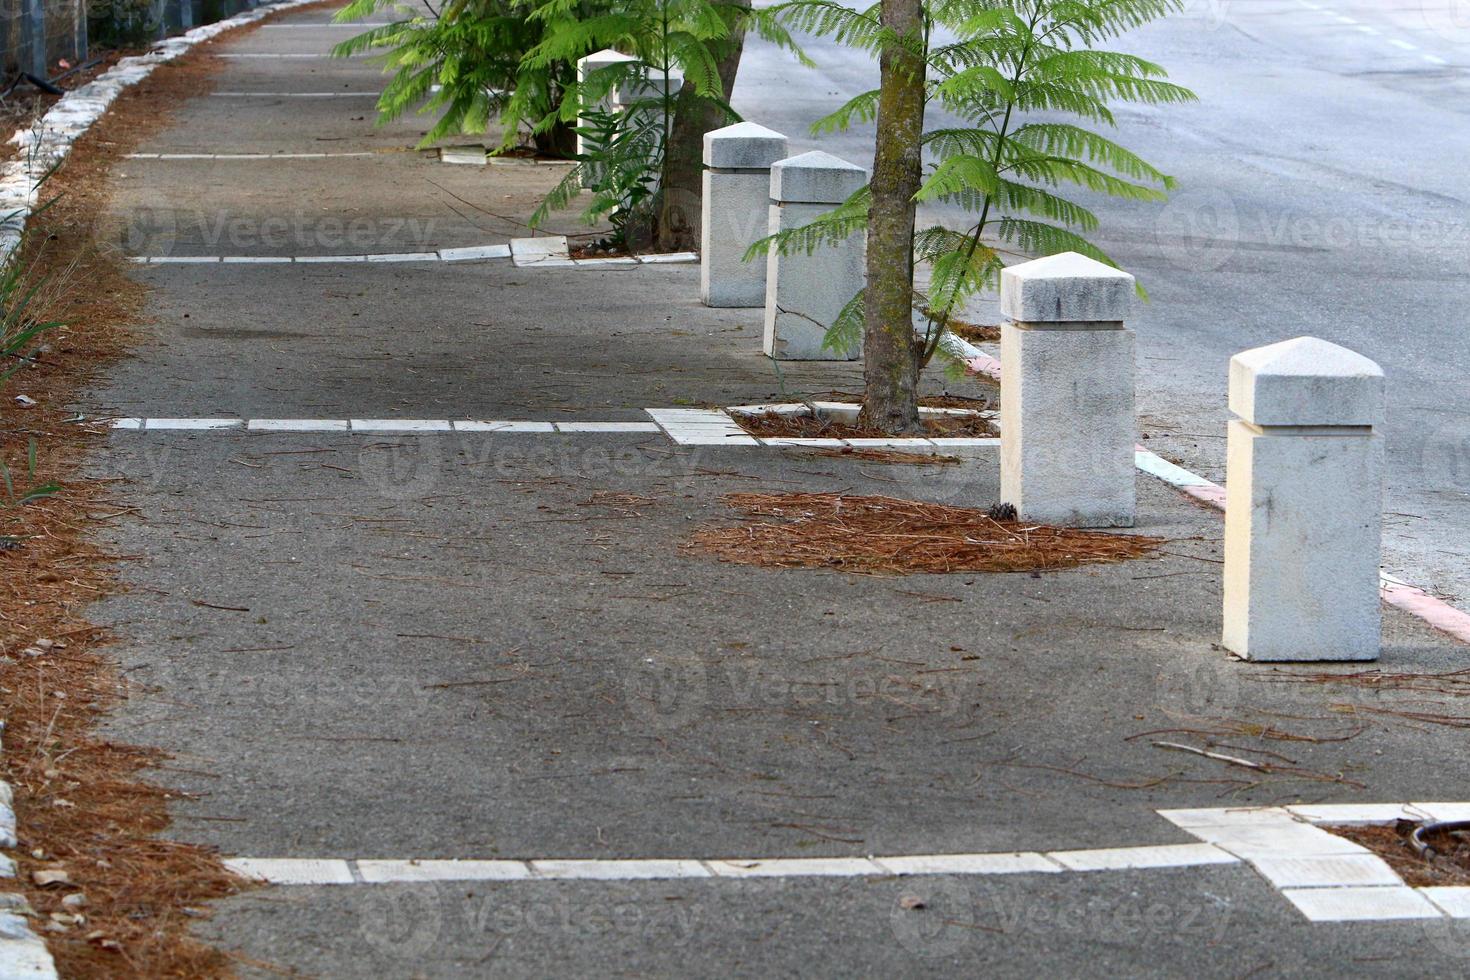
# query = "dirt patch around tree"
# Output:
<box><xmin>1325</xmin><ymin>822</ymin><xmax>1470</xmax><ymax>887</ymax></box>
<box><xmin>686</xmin><ymin>493</ymin><xmax>1160</xmax><ymax>575</ymax></box>
<box><xmin>733</xmin><ymin>409</ymin><xmax>997</xmax><ymax>440</ymax></box>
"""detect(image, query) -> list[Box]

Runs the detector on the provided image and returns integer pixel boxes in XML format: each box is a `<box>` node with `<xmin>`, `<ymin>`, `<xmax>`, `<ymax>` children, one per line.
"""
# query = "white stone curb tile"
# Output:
<box><xmin>1420</xmin><ymin>887</ymin><xmax>1470</xmax><ymax>918</ymax></box>
<box><xmin>1249</xmin><ymin>855</ymin><xmax>1403</xmax><ymax>889</ymax></box>
<box><xmin>1281</xmin><ymin>886</ymin><xmax>1442</xmax><ymax>922</ymax></box>
<box><xmin>0</xmin><ymin>910</ymin><xmax>57</xmax><ymax>978</ymax></box>
<box><xmin>531</xmin><ymin>859</ymin><xmax>709</xmax><ymax>880</ymax></box>
<box><xmin>246</xmin><ymin>419</ymin><xmax>349</xmax><ymax>432</ymax></box>
<box><xmin>759</xmin><ymin>437</ymin><xmax>846</xmax><ymax>448</ymax></box>
<box><xmin>705</xmin><ymin>857</ymin><xmax>885</xmax><ymax>878</ymax></box>
<box><xmin>1181</xmin><ymin>824</ymin><xmax>1370</xmax><ymax>860</ymax></box>
<box><xmin>875</xmin><ymin>852</ymin><xmax>1062</xmax><ymax>876</ymax></box>
<box><xmin>225</xmin><ymin>858</ymin><xmax>355</xmax><ymax>885</ymax></box>
<box><xmin>451</xmin><ymin>421</ymin><xmax>555</xmax><ymax>432</ymax></box>
<box><xmin>349</xmin><ymin>419</ymin><xmax>453</xmax><ymax>433</ymax></box>
<box><xmin>1285</xmin><ymin>803</ymin><xmax>1433</xmax><ymax>825</ymax></box>
<box><xmin>144</xmin><ymin>418</ymin><xmax>242</xmax><ymax>430</ymax></box>
<box><xmin>357</xmin><ymin>860</ymin><xmax>532</xmax><ymax>883</ymax></box>
<box><xmin>554</xmin><ymin>422</ymin><xmax>661</xmax><ymax>433</ymax></box>
<box><xmin>439</xmin><ymin>244</ymin><xmax>512</xmax><ymax>262</ymax></box>
<box><xmin>1045</xmin><ymin>843</ymin><xmax>1238</xmax><ymax>872</ymax></box>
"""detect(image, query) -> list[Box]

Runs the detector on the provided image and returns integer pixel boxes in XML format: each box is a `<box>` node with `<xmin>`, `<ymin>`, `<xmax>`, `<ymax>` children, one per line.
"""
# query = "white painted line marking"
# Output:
<box><xmin>531</xmin><ymin>859</ymin><xmax>709</xmax><ymax>880</ymax></box>
<box><xmin>356</xmin><ymin>860</ymin><xmax>532</xmax><ymax>883</ymax></box>
<box><xmin>1421</xmin><ymin>887</ymin><xmax>1470</xmax><ymax>918</ymax></box>
<box><xmin>294</xmin><ymin>254</ymin><xmax>369</xmax><ymax>263</ymax></box>
<box><xmin>225</xmin><ymin>857</ymin><xmax>354</xmax><ymax>885</ymax></box>
<box><xmin>144</xmin><ymin>418</ymin><xmax>243</xmax><ymax>430</ymax></box>
<box><xmin>350</xmin><ymin>419</ymin><xmax>452</xmax><ymax>432</ymax></box>
<box><xmin>221</xmin><ymin>256</ymin><xmax>293</xmax><ymax>264</ymax></box>
<box><xmin>451</xmin><ymin>420</ymin><xmax>555</xmax><ymax>433</ymax></box>
<box><xmin>1389</xmin><ymin>38</ymin><xmax>1419</xmax><ymax>50</ymax></box>
<box><xmin>1282</xmin><ymin>886</ymin><xmax>1441</xmax><ymax>922</ymax></box>
<box><xmin>705</xmin><ymin>857</ymin><xmax>886</xmax><ymax>878</ymax></box>
<box><xmin>148</xmin><ymin>256</ymin><xmax>221</xmax><ymax>264</ymax></box>
<box><xmin>554</xmin><ymin>422</ymin><xmax>662</xmax><ymax>433</ymax></box>
<box><xmin>1251</xmin><ymin>855</ymin><xmax>1403</xmax><ymax>889</ymax></box>
<box><xmin>876</xmin><ymin>853</ymin><xmax>1062</xmax><ymax>876</ymax></box>
<box><xmin>109</xmin><ymin>418</ymin><xmax>144</xmax><ymax>430</ymax></box>
<box><xmin>439</xmin><ymin>244</ymin><xmax>512</xmax><ymax>262</ymax></box>
<box><xmin>246</xmin><ymin>419</ymin><xmax>349</xmax><ymax>432</ymax></box>
<box><xmin>1046</xmin><ymin>843</ymin><xmax>1238</xmax><ymax>872</ymax></box>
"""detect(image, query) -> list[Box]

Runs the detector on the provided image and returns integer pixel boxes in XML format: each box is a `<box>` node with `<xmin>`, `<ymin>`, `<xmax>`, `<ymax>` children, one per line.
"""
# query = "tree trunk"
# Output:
<box><xmin>861</xmin><ymin>0</ymin><xmax>926</xmax><ymax>434</ymax></box>
<box><xmin>655</xmin><ymin>0</ymin><xmax>750</xmax><ymax>252</ymax></box>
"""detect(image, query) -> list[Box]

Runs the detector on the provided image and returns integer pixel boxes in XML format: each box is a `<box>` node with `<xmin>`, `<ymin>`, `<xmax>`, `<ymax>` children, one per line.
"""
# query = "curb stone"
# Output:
<box><xmin>1</xmin><ymin>3</ymin><xmax>325</xmax><ymax>976</ymax></box>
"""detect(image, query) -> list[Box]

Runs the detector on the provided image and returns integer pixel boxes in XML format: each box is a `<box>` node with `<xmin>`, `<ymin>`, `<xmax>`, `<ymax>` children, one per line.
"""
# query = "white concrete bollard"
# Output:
<box><xmin>1222</xmin><ymin>337</ymin><xmax>1385</xmax><ymax>662</ymax></box>
<box><xmin>999</xmin><ymin>252</ymin><xmax>1137</xmax><ymax>527</ymax></box>
<box><xmin>701</xmin><ymin>122</ymin><xmax>788</xmax><ymax>308</ymax></box>
<box><xmin>611</xmin><ymin>69</ymin><xmax>684</xmax><ymax>111</ymax></box>
<box><xmin>576</xmin><ymin>49</ymin><xmax>637</xmax><ymax>178</ymax></box>
<box><xmin>763</xmin><ymin>150</ymin><xmax>867</xmax><ymax>360</ymax></box>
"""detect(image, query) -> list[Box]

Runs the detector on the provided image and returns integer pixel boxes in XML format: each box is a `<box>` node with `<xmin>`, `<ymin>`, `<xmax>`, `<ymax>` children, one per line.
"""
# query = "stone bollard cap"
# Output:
<box><xmin>704</xmin><ymin>122</ymin><xmax>789</xmax><ymax>169</ymax></box>
<box><xmin>1229</xmin><ymin>336</ymin><xmax>1384</xmax><ymax>427</ymax></box>
<box><xmin>1000</xmin><ymin>251</ymin><xmax>1134</xmax><ymax>323</ymax></box>
<box><xmin>770</xmin><ymin>150</ymin><xmax>867</xmax><ymax>204</ymax></box>
<box><xmin>577</xmin><ymin>48</ymin><xmax>637</xmax><ymax>70</ymax></box>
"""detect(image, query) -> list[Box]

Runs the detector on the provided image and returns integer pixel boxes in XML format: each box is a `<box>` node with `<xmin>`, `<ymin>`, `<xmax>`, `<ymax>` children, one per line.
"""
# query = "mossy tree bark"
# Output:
<box><xmin>861</xmin><ymin>0</ymin><xmax>926</xmax><ymax>434</ymax></box>
<box><xmin>655</xmin><ymin>0</ymin><xmax>750</xmax><ymax>252</ymax></box>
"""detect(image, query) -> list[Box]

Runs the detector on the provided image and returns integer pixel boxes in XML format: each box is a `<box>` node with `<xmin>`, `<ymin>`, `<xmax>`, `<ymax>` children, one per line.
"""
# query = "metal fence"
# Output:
<box><xmin>3</xmin><ymin>0</ymin><xmax>263</xmax><ymax>80</ymax></box>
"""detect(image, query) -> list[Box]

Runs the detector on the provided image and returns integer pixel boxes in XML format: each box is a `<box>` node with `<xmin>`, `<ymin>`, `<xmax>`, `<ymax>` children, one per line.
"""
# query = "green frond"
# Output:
<box><xmin>809</xmin><ymin>89</ymin><xmax>881</xmax><ymax>135</ymax></box>
<box><xmin>744</xmin><ymin>187</ymin><xmax>872</xmax><ymax>261</ymax></box>
<box><xmin>823</xmin><ymin>290</ymin><xmax>864</xmax><ymax>357</ymax></box>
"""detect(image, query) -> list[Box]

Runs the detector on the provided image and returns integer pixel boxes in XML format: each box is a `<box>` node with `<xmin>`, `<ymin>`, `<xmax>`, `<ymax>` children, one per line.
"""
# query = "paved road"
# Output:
<box><xmin>733</xmin><ymin>0</ymin><xmax>1470</xmax><ymax>610</ymax></box>
<box><xmin>68</xmin><ymin>4</ymin><xmax>1470</xmax><ymax>977</ymax></box>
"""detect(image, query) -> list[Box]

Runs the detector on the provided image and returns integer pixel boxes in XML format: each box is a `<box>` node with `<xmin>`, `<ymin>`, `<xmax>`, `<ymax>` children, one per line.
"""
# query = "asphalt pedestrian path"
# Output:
<box><xmin>72</xmin><ymin>6</ymin><xmax>1470</xmax><ymax>977</ymax></box>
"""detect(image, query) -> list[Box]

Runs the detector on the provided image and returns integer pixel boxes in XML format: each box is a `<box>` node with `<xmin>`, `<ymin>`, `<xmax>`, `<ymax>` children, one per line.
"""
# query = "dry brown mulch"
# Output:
<box><xmin>1327</xmin><ymin>823</ymin><xmax>1470</xmax><ymax>887</ymax></box>
<box><xmin>947</xmin><ymin>321</ymin><xmax>1002</xmax><ymax>345</ymax></box>
<box><xmin>686</xmin><ymin>493</ymin><xmax>1160</xmax><ymax>575</ymax></box>
<box><xmin>734</xmin><ymin>409</ymin><xmax>997</xmax><ymax>440</ymax></box>
<box><xmin>0</xmin><ymin>5</ymin><xmax>349</xmax><ymax>974</ymax></box>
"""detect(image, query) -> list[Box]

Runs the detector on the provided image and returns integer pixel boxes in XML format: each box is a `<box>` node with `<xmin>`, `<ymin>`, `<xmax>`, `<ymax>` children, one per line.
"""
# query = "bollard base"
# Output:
<box><xmin>1222</xmin><ymin>420</ymin><xmax>1382</xmax><ymax>662</ymax></box>
<box><xmin>999</xmin><ymin>321</ymin><xmax>1136</xmax><ymax>527</ymax></box>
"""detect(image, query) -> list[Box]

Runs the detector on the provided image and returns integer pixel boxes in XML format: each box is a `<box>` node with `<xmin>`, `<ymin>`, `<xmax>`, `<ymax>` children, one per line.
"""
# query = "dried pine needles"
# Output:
<box><xmin>687</xmin><ymin>493</ymin><xmax>1160</xmax><ymax>575</ymax></box>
